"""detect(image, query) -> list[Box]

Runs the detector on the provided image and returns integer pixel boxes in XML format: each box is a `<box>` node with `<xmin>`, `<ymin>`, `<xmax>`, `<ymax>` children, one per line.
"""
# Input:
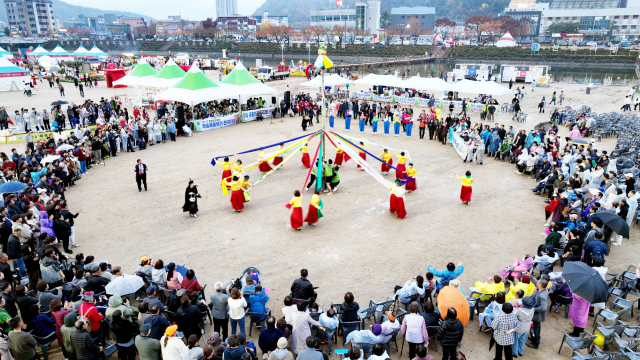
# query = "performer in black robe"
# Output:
<box><xmin>182</xmin><ymin>179</ymin><xmax>201</xmax><ymax>217</ymax></box>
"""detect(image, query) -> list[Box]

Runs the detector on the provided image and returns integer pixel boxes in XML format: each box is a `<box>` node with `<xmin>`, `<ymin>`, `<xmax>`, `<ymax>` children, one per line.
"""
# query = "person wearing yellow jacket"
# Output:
<box><xmin>404</xmin><ymin>163</ymin><xmax>417</xmax><ymax>192</ymax></box>
<box><xmin>285</xmin><ymin>190</ymin><xmax>303</xmax><ymax>231</ymax></box>
<box><xmin>229</xmin><ymin>176</ymin><xmax>245</xmax><ymax>212</ymax></box>
<box><xmin>303</xmin><ymin>190</ymin><xmax>321</xmax><ymax>225</ymax></box>
<box><xmin>456</xmin><ymin>171</ymin><xmax>473</xmax><ymax>205</ymax></box>
<box><xmin>505</xmin><ymin>277</ymin><xmax>536</xmax><ymax>302</ymax></box>
<box><xmin>221</xmin><ymin>156</ymin><xmax>234</xmax><ymax>184</ymax></box>
<box><xmin>395</xmin><ymin>151</ymin><xmax>407</xmax><ymax>180</ymax></box>
<box><xmin>380</xmin><ymin>149</ymin><xmax>393</xmax><ymax>175</ymax></box>
<box><xmin>301</xmin><ymin>143</ymin><xmax>310</xmax><ymax>168</ymax></box>
<box><xmin>232</xmin><ymin>159</ymin><xmax>243</xmax><ymax>175</ymax></box>
<box><xmin>470</xmin><ymin>275</ymin><xmax>505</xmax><ymax>301</ymax></box>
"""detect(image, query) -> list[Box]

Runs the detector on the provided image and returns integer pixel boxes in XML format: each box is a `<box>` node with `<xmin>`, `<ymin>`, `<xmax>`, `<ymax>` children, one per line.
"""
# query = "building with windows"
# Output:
<box><xmin>216</xmin><ymin>0</ymin><xmax>237</xmax><ymax>18</ymax></box>
<box><xmin>217</xmin><ymin>16</ymin><xmax>256</xmax><ymax>33</ymax></box>
<box><xmin>389</xmin><ymin>7</ymin><xmax>436</xmax><ymax>32</ymax></box>
<box><xmin>254</xmin><ymin>12</ymin><xmax>288</xmax><ymax>27</ymax></box>
<box><xmin>4</xmin><ymin>0</ymin><xmax>58</xmax><ymax>36</ymax></box>
<box><xmin>310</xmin><ymin>1</ymin><xmax>380</xmax><ymax>35</ymax></box>
<box><xmin>104</xmin><ymin>14</ymin><xmax>117</xmax><ymax>24</ymax></box>
<box><xmin>117</xmin><ymin>17</ymin><xmax>147</xmax><ymax>28</ymax></box>
<box><xmin>505</xmin><ymin>0</ymin><xmax>640</xmax><ymax>41</ymax></box>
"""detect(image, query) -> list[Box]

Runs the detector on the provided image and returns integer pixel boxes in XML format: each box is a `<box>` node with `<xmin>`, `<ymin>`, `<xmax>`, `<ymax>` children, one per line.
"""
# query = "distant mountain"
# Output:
<box><xmin>0</xmin><ymin>0</ymin><xmax>154</xmax><ymax>25</ymax></box>
<box><xmin>253</xmin><ymin>0</ymin><xmax>509</xmax><ymax>24</ymax></box>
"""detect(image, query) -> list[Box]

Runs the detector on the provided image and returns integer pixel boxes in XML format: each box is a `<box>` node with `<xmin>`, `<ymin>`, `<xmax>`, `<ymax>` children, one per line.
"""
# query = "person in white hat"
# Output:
<box><xmin>267</xmin><ymin>338</ymin><xmax>293</xmax><ymax>360</ymax></box>
<box><xmin>624</xmin><ymin>173</ymin><xmax>635</xmax><ymax>194</ymax></box>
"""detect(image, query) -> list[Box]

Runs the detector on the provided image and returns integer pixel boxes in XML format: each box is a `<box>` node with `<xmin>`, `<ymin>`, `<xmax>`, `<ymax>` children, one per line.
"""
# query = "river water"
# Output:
<box><xmin>237</xmin><ymin>54</ymin><xmax>638</xmax><ymax>86</ymax></box>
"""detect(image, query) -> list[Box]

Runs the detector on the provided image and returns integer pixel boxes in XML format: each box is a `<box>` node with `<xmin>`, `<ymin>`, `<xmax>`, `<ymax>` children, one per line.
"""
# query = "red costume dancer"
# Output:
<box><xmin>273</xmin><ymin>144</ymin><xmax>284</xmax><ymax>166</ymax></box>
<box><xmin>404</xmin><ymin>163</ymin><xmax>417</xmax><ymax>192</ymax></box>
<box><xmin>229</xmin><ymin>176</ymin><xmax>244</xmax><ymax>212</ymax></box>
<box><xmin>258</xmin><ymin>150</ymin><xmax>272</xmax><ymax>173</ymax></box>
<box><xmin>286</xmin><ymin>190</ymin><xmax>304</xmax><ymax>230</ymax></box>
<box><xmin>389</xmin><ymin>180</ymin><xmax>407</xmax><ymax>219</ymax></box>
<box><xmin>356</xmin><ymin>141</ymin><xmax>366</xmax><ymax>169</ymax></box>
<box><xmin>379</xmin><ymin>149</ymin><xmax>393</xmax><ymax>175</ymax></box>
<box><xmin>456</xmin><ymin>171</ymin><xmax>473</xmax><ymax>205</ymax></box>
<box><xmin>301</xmin><ymin>144</ymin><xmax>310</xmax><ymax>168</ymax></box>
<box><xmin>303</xmin><ymin>190</ymin><xmax>321</xmax><ymax>225</ymax></box>
<box><xmin>395</xmin><ymin>151</ymin><xmax>407</xmax><ymax>180</ymax></box>
<box><xmin>221</xmin><ymin>157</ymin><xmax>233</xmax><ymax>181</ymax></box>
<box><xmin>334</xmin><ymin>148</ymin><xmax>345</xmax><ymax>166</ymax></box>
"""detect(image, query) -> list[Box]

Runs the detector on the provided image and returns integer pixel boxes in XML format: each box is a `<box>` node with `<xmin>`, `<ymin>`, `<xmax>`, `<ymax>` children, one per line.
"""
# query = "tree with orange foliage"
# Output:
<box><xmin>299</xmin><ymin>26</ymin><xmax>312</xmax><ymax>43</ymax></box>
<box><xmin>479</xmin><ymin>20</ymin><xmax>503</xmax><ymax>43</ymax></box>
<box><xmin>465</xmin><ymin>14</ymin><xmax>492</xmax><ymax>41</ymax></box>
<box><xmin>435</xmin><ymin>17</ymin><xmax>456</xmax><ymax>28</ymax></box>
<box><xmin>332</xmin><ymin>25</ymin><xmax>347</xmax><ymax>44</ymax></box>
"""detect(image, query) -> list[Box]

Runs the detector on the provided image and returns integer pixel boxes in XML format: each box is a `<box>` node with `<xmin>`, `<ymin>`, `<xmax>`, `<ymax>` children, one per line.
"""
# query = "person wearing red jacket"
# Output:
<box><xmin>75</xmin><ymin>147</ymin><xmax>87</xmax><ymax>175</ymax></box>
<box><xmin>78</xmin><ymin>292</ymin><xmax>104</xmax><ymax>344</ymax></box>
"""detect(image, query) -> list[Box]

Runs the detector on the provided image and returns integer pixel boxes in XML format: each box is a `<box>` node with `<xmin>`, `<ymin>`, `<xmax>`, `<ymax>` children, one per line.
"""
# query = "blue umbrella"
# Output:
<box><xmin>0</xmin><ymin>181</ymin><xmax>27</xmax><ymax>194</ymax></box>
<box><xmin>164</xmin><ymin>264</ymin><xmax>196</xmax><ymax>280</ymax></box>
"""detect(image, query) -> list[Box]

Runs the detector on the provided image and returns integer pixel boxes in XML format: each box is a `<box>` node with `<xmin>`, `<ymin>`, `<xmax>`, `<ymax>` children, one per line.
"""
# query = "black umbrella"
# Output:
<box><xmin>563</xmin><ymin>261</ymin><xmax>608</xmax><ymax>304</ymax></box>
<box><xmin>597</xmin><ymin>210</ymin><xmax>630</xmax><ymax>238</ymax></box>
<box><xmin>50</xmin><ymin>100</ymin><xmax>68</xmax><ymax>106</ymax></box>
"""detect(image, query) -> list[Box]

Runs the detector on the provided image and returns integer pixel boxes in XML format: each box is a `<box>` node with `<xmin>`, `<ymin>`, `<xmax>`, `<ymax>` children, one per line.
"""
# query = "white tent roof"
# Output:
<box><xmin>300</xmin><ymin>74</ymin><xmax>353</xmax><ymax>88</ymax></box>
<box><xmin>496</xmin><ymin>32</ymin><xmax>517</xmax><ymax>47</ymax></box>
<box><xmin>0</xmin><ymin>47</ymin><xmax>13</xmax><ymax>59</ymax></box>
<box><xmin>402</xmin><ymin>76</ymin><xmax>450</xmax><ymax>91</ymax></box>
<box><xmin>154</xmin><ymin>64</ymin><xmax>237</xmax><ymax>106</ymax></box>
<box><xmin>219</xmin><ymin>82</ymin><xmax>278</xmax><ymax>98</ymax></box>
<box><xmin>353</xmin><ymin>74</ymin><xmax>406</xmax><ymax>88</ymax></box>
<box><xmin>73</xmin><ymin>45</ymin><xmax>91</xmax><ymax>57</ymax></box>
<box><xmin>49</xmin><ymin>45</ymin><xmax>71</xmax><ymax>56</ymax></box>
<box><xmin>112</xmin><ymin>58</ymin><xmax>157</xmax><ymax>86</ymax></box>
<box><xmin>451</xmin><ymin>79</ymin><xmax>512</xmax><ymax>96</ymax></box>
<box><xmin>29</xmin><ymin>46</ymin><xmax>49</xmax><ymax>56</ymax></box>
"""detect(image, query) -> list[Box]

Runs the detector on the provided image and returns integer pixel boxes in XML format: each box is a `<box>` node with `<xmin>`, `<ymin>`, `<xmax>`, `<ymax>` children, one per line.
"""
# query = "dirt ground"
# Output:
<box><xmin>0</xmin><ymin>71</ymin><xmax>638</xmax><ymax>360</ymax></box>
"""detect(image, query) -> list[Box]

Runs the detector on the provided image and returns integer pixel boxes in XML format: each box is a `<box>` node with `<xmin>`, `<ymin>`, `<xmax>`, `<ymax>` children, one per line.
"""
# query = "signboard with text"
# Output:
<box><xmin>241</xmin><ymin>107</ymin><xmax>275</xmax><ymax>122</ymax></box>
<box><xmin>194</xmin><ymin>114</ymin><xmax>238</xmax><ymax>132</ymax></box>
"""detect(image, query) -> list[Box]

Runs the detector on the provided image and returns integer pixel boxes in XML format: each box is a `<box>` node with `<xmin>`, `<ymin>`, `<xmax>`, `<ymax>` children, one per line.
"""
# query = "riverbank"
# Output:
<box><xmin>449</xmin><ymin>45</ymin><xmax>637</xmax><ymax>66</ymax></box>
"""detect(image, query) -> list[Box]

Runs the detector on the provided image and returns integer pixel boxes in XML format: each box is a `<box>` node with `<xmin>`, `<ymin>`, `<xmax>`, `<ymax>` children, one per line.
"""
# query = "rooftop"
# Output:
<box><xmin>390</xmin><ymin>6</ymin><xmax>436</xmax><ymax>15</ymax></box>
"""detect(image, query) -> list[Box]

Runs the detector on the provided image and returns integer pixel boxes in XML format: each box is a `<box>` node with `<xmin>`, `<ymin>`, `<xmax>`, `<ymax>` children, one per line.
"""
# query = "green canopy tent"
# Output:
<box><xmin>155</xmin><ymin>63</ymin><xmax>238</xmax><ymax>120</ymax></box>
<box><xmin>113</xmin><ymin>57</ymin><xmax>158</xmax><ymax>86</ymax></box>
<box><xmin>138</xmin><ymin>58</ymin><xmax>186</xmax><ymax>89</ymax></box>
<box><xmin>219</xmin><ymin>62</ymin><xmax>278</xmax><ymax>107</ymax></box>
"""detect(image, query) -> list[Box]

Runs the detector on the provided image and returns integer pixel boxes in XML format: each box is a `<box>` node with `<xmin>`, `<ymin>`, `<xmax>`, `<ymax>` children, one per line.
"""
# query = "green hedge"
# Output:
<box><xmin>450</xmin><ymin>45</ymin><xmax>636</xmax><ymax>63</ymax></box>
<box><xmin>43</xmin><ymin>40</ymin><xmax>434</xmax><ymax>57</ymax></box>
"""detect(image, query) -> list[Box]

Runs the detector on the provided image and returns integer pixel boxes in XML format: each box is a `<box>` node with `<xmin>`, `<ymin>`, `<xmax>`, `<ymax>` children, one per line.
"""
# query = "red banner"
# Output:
<box><xmin>0</xmin><ymin>72</ymin><xmax>27</xmax><ymax>77</ymax></box>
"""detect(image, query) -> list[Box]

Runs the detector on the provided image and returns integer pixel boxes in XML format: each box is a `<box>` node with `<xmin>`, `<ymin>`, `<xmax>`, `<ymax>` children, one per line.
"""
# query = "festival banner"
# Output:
<box><xmin>395</xmin><ymin>96</ymin><xmax>418</xmax><ymax>105</ymax></box>
<box><xmin>417</xmin><ymin>98</ymin><xmax>432</xmax><ymax>107</ymax></box>
<box><xmin>241</xmin><ymin>107</ymin><xmax>275</xmax><ymax>122</ymax></box>
<box><xmin>448</xmin><ymin>128</ymin><xmax>469</xmax><ymax>159</ymax></box>
<box><xmin>353</xmin><ymin>92</ymin><xmax>372</xmax><ymax>100</ymax></box>
<box><xmin>195</xmin><ymin>114</ymin><xmax>238</xmax><ymax>132</ymax></box>
<box><xmin>373</xmin><ymin>95</ymin><xmax>392</xmax><ymax>102</ymax></box>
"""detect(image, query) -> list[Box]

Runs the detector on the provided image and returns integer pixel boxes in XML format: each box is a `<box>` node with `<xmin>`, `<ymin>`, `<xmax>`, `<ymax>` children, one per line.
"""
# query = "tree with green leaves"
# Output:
<box><xmin>380</xmin><ymin>11</ymin><xmax>391</xmax><ymax>28</ymax></box>
<box><xmin>544</xmin><ymin>21</ymin><xmax>580</xmax><ymax>35</ymax></box>
<box><xmin>3</xmin><ymin>28</ymin><xmax>9</xmax><ymax>36</ymax></box>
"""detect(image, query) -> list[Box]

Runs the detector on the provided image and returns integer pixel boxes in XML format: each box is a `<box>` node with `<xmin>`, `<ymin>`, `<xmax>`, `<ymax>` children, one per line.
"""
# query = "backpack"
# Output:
<box><xmin>78</xmin><ymin>304</ymin><xmax>93</xmax><ymax>332</ymax></box>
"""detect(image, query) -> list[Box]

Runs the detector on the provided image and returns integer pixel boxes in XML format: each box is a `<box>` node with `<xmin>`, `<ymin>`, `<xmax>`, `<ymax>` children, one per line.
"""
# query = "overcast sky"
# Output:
<box><xmin>61</xmin><ymin>0</ymin><xmax>265</xmax><ymax>20</ymax></box>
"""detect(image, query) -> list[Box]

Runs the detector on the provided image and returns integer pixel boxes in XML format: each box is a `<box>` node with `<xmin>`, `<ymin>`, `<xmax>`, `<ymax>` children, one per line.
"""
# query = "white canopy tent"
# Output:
<box><xmin>0</xmin><ymin>47</ymin><xmax>13</xmax><ymax>59</ymax></box>
<box><xmin>0</xmin><ymin>57</ymin><xmax>29</xmax><ymax>91</ymax></box>
<box><xmin>402</xmin><ymin>76</ymin><xmax>450</xmax><ymax>92</ymax></box>
<box><xmin>496</xmin><ymin>32</ymin><xmax>517</xmax><ymax>48</ymax></box>
<box><xmin>300</xmin><ymin>74</ymin><xmax>353</xmax><ymax>88</ymax></box>
<box><xmin>353</xmin><ymin>74</ymin><xmax>406</xmax><ymax>88</ymax></box>
<box><xmin>112</xmin><ymin>58</ymin><xmax>158</xmax><ymax>87</ymax></box>
<box><xmin>451</xmin><ymin>79</ymin><xmax>512</xmax><ymax>96</ymax></box>
<box><xmin>137</xmin><ymin>59</ymin><xmax>186</xmax><ymax>89</ymax></box>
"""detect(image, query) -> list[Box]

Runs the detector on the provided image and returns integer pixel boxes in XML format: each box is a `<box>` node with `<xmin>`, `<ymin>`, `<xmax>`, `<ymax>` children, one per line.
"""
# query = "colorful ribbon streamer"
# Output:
<box><xmin>211</xmin><ymin>131</ymin><xmax>320</xmax><ymax>166</ymax></box>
